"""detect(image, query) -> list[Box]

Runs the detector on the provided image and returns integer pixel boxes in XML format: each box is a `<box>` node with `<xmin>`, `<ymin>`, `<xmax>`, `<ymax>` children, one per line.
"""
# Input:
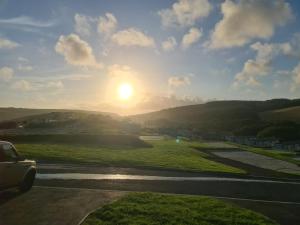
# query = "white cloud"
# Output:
<box><xmin>168</xmin><ymin>76</ymin><xmax>191</xmax><ymax>87</ymax></box>
<box><xmin>18</xmin><ymin>57</ymin><xmax>29</xmax><ymax>62</ymax></box>
<box><xmin>111</xmin><ymin>28</ymin><xmax>155</xmax><ymax>48</ymax></box>
<box><xmin>18</xmin><ymin>65</ymin><xmax>33</xmax><ymax>72</ymax></box>
<box><xmin>55</xmin><ymin>34</ymin><xmax>102</xmax><ymax>68</ymax></box>
<box><xmin>0</xmin><ymin>67</ymin><xmax>14</xmax><ymax>81</ymax></box>
<box><xmin>11</xmin><ymin>80</ymin><xmax>32</xmax><ymax>91</ymax></box>
<box><xmin>245</xmin><ymin>76</ymin><xmax>261</xmax><ymax>87</ymax></box>
<box><xmin>0</xmin><ymin>38</ymin><xmax>20</xmax><ymax>49</ymax></box>
<box><xmin>234</xmin><ymin>41</ymin><xmax>296</xmax><ymax>88</ymax></box>
<box><xmin>181</xmin><ymin>27</ymin><xmax>202</xmax><ymax>49</ymax></box>
<box><xmin>209</xmin><ymin>0</ymin><xmax>293</xmax><ymax>49</ymax></box>
<box><xmin>234</xmin><ymin>59</ymin><xmax>270</xmax><ymax>88</ymax></box>
<box><xmin>47</xmin><ymin>81</ymin><xmax>64</xmax><ymax>89</ymax></box>
<box><xmin>162</xmin><ymin>37</ymin><xmax>177</xmax><ymax>51</ymax></box>
<box><xmin>288</xmin><ymin>63</ymin><xmax>300</xmax><ymax>92</ymax></box>
<box><xmin>284</xmin><ymin>33</ymin><xmax>300</xmax><ymax>58</ymax></box>
<box><xmin>0</xmin><ymin>16</ymin><xmax>56</xmax><ymax>27</ymax></box>
<box><xmin>158</xmin><ymin>0</ymin><xmax>212</xmax><ymax>28</ymax></box>
<box><xmin>98</xmin><ymin>13</ymin><xmax>117</xmax><ymax>35</ymax></box>
<box><xmin>74</xmin><ymin>14</ymin><xmax>91</xmax><ymax>36</ymax></box>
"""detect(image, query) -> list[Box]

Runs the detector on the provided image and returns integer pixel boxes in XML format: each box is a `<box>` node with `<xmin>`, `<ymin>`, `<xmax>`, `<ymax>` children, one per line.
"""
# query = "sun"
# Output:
<box><xmin>118</xmin><ymin>83</ymin><xmax>133</xmax><ymax>100</ymax></box>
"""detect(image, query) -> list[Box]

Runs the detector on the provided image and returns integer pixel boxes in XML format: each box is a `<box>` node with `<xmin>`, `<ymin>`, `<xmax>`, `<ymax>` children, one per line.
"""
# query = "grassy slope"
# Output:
<box><xmin>16</xmin><ymin>140</ymin><xmax>244</xmax><ymax>174</ymax></box>
<box><xmin>260</xmin><ymin>106</ymin><xmax>300</xmax><ymax>123</ymax></box>
<box><xmin>0</xmin><ymin>108</ymin><xmax>114</xmax><ymax>122</ymax></box>
<box><xmin>83</xmin><ymin>192</ymin><xmax>277</xmax><ymax>225</ymax></box>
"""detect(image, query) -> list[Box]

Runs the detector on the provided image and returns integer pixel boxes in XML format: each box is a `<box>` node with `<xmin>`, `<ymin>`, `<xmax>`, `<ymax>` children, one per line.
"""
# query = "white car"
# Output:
<box><xmin>0</xmin><ymin>141</ymin><xmax>36</xmax><ymax>192</ymax></box>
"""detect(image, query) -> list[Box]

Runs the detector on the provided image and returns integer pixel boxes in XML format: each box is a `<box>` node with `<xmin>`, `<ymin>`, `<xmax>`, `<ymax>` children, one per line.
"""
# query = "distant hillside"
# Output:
<box><xmin>129</xmin><ymin>99</ymin><xmax>300</xmax><ymax>140</ymax></box>
<box><xmin>0</xmin><ymin>110</ymin><xmax>139</xmax><ymax>135</ymax></box>
<box><xmin>0</xmin><ymin>107</ymin><xmax>116</xmax><ymax>122</ymax></box>
<box><xmin>260</xmin><ymin>106</ymin><xmax>300</xmax><ymax>123</ymax></box>
<box><xmin>131</xmin><ymin>99</ymin><xmax>300</xmax><ymax>126</ymax></box>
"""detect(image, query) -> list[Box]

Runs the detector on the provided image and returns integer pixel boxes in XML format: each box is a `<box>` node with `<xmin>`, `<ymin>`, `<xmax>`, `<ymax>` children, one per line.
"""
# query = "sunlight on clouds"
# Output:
<box><xmin>98</xmin><ymin>13</ymin><xmax>118</xmax><ymax>35</ymax></box>
<box><xmin>74</xmin><ymin>14</ymin><xmax>92</xmax><ymax>36</ymax></box>
<box><xmin>210</xmin><ymin>0</ymin><xmax>293</xmax><ymax>49</ymax></box>
<box><xmin>162</xmin><ymin>37</ymin><xmax>177</xmax><ymax>52</ymax></box>
<box><xmin>158</xmin><ymin>0</ymin><xmax>212</xmax><ymax>28</ymax></box>
<box><xmin>181</xmin><ymin>27</ymin><xmax>202</xmax><ymax>49</ymax></box>
<box><xmin>111</xmin><ymin>28</ymin><xmax>155</xmax><ymax>48</ymax></box>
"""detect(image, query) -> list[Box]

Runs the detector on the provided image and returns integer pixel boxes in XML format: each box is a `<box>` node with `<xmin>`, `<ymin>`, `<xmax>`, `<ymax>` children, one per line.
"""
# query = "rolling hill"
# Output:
<box><xmin>260</xmin><ymin>106</ymin><xmax>300</xmax><ymax>123</ymax></box>
<box><xmin>130</xmin><ymin>99</ymin><xmax>300</xmax><ymax>126</ymax></box>
<box><xmin>129</xmin><ymin>99</ymin><xmax>300</xmax><ymax>139</ymax></box>
<box><xmin>0</xmin><ymin>107</ymin><xmax>116</xmax><ymax>122</ymax></box>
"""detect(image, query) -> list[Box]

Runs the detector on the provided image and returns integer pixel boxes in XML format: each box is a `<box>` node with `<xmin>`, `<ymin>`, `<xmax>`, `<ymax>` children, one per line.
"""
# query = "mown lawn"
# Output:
<box><xmin>82</xmin><ymin>192</ymin><xmax>277</xmax><ymax>225</ymax></box>
<box><xmin>16</xmin><ymin>139</ymin><xmax>244</xmax><ymax>173</ymax></box>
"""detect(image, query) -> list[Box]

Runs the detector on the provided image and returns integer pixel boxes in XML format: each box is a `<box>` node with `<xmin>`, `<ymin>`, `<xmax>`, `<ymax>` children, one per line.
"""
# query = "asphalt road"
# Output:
<box><xmin>33</xmin><ymin>165</ymin><xmax>300</xmax><ymax>225</ymax></box>
<box><xmin>2</xmin><ymin>162</ymin><xmax>300</xmax><ymax>225</ymax></box>
<box><xmin>35</xmin><ymin>178</ymin><xmax>300</xmax><ymax>225</ymax></box>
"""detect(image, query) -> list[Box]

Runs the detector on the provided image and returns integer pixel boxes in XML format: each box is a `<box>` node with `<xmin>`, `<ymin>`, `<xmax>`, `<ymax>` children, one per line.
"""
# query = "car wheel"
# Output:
<box><xmin>19</xmin><ymin>170</ymin><xmax>36</xmax><ymax>192</ymax></box>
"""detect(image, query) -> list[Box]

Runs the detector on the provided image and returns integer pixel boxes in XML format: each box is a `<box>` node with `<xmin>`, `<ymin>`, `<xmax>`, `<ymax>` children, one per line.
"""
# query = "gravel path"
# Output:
<box><xmin>214</xmin><ymin>151</ymin><xmax>300</xmax><ymax>175</ymax></box>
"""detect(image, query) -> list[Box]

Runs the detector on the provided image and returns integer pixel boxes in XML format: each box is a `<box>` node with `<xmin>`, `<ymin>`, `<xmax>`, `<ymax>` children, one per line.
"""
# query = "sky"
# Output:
<box><xmin>1</xmin><ymin>0</ymin><xmax>300</xmax><ymax>115</ymax></box>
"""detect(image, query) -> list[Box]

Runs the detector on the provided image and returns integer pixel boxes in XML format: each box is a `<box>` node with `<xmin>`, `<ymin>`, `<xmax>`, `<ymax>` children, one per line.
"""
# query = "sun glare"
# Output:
<box><xmin>118</xmin><ymin>83</ymin><xmax>133</xmax><ymax>100</ymax></box>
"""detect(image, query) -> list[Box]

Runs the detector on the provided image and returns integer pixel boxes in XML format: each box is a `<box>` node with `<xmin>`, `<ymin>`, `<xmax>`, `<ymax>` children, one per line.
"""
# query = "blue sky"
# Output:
<box><xmin>0</xmin><ymin>0</ymin><xmax>300</xmax><ymax>114</ymax></box>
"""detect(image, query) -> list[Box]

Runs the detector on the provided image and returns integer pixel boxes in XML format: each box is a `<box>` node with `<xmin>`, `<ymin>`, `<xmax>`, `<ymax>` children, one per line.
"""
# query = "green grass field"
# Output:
<box><xmin>16</xmin><ymin>139</ymin><xmax>244</xmax><ymax>174</ymax></box>
<box><xmin>82</xmin><ymin>192</ymin><xmax>277</xmax><ymax>225</ymax></box>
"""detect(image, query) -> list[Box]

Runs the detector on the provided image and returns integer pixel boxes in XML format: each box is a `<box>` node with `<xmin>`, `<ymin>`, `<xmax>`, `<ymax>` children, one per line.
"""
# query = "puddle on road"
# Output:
<box><xmin>36</xmin><ymin>173</ymin><xmax>300</xmax><ymax>185</ymax></box>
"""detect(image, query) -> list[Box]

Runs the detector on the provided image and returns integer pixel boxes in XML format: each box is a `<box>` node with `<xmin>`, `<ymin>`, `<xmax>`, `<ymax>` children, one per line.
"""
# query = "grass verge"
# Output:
<box><xmin>82</xmin><ymin>192</ymin><xmax>277</xmax><ymax>225</ymax></box>
<box><xmin>16</xmin><ymin>139</ymin><xmax>244</xmax><ymax>174</ymax></box>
